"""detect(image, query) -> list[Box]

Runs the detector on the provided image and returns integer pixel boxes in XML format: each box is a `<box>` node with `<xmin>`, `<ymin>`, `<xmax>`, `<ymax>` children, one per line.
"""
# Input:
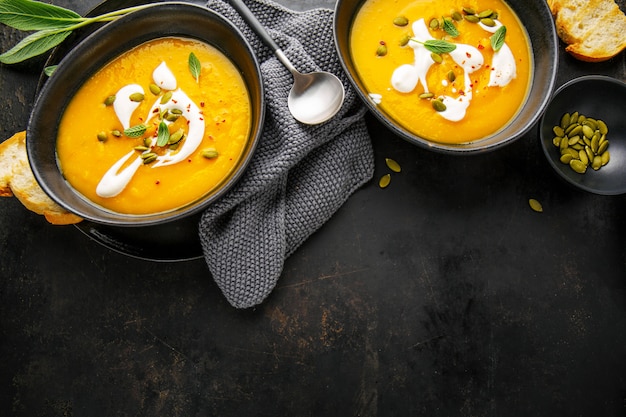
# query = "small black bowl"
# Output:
<box><xmin>27</xmin><ymin>2</ymin><xmax>264</xmax><ymax>226</ymax></box>
<box><xmin>539</xmin><ymin>75</ymin><xmax>626</xmax><ymax>195</ymax></box>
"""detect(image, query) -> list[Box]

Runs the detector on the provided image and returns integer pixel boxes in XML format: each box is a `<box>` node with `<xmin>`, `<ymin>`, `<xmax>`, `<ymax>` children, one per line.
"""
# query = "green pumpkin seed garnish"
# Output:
<box><xmin>378</xmin><ymin>173</ymin><xmax>391</xmax><ymax>189</ymax></box>
<box><xmin>429</xmin><ymin>18</ymin><xmax>440</xmax><ymax>30</ymax></box>
<box><xmin>104</xmin><ymin>95</ymin><xmax>116</xmax><ymax>106</ymax></box>
<box><xmin>149</xmin><ymin>83</ymin><xmax>161</xmax><ymax>95</ymax></box>
<box><xmin>129</xmin><ymin>92</ymin><xmax>144</xmax><ymax>102</ymax></box>
<box><xmin>399</xmin><ymin>34</ymin><xmax>411</xmax><ymax>46</ymax></box>
<box><xmin>462</xmin><ymin>7</ymin><xmax>476</xmax><ymax>15</ymax></box>
<box><xmin>528</xmin><ymin>198</ymin><xmax>543</xmax><ymax>213</ymax></box>
<box><xmin>393</xmin><ymin>16</ymin><xmax>409</xmax><ymax>26</ymax></box>
<box><xmin>202</xmin><ymin>148</ymin><xmax>219</xmax><ymax>159</ymax></box>
<box><xmin>464</xmin><ymin>14</ymin><xmax>480</xmax><ymax>23</ymax></box>
<box><xmin>111</xmin><ymin>129</ymin><xmax>122</xmax><ymax>137</ymax></box>
<box><xmin>160</xmin><ymin>91</ymin><xmax>173</xmax><ymax>104</ymax></box>
<box><xmin>480</xmin><ymin>17</ymin><xmax>496</xmax><ymax>27</ymax></box>
<box><xmin>419</xmin><ymin>92</ymin><xmax>435</xmax><ymax>99</ymax></box>
<box><xmin>385</xmin><ymin>158</ymin><xmax>401</xmax><ymax>173</ymax></box>
<box><xmin>142</xmin><ymin>153</ymin><xmax>157</xmax><ymax>164</ymax></box>
<box><xmin>134</xmin><ymin>145</ymin><xmax>149</xmax><ymax>152</ymax></box>
<box><xmin>477</xmin><ymin>9</ymin><xmax>494</xmax><ymax>18</ymax></box>
<box><xmin>447</xmin><ymin>70</ymin><xmax>456</xmax><ymax>82</ymax></box>
<box><xmin>432</xmin><ymin>98</ymin><xmax>447</xmax><ymax>112</ymax></box>
<box><xmin>168</xmin><ymin>128</ymin><xmax>185</xmax><ymax>145</ymax></box>
<box><xmin>430</xmin><ymin>52</ymin><xmax>443</xmax><ymax>63</ymax></box>
<box><xmin>451</xmin><ymin>11</ymin><xmax>463</xmax><ymax>21</ymax></box>
<box><xmin>376</xmin><ymin>44</ymin><xmax>388</xmax><ymax>57</ymax></box>
<box><xmin>97</xmin><ymin>131</ymin><xmax>107</xmax><ymax>142</ymax></box>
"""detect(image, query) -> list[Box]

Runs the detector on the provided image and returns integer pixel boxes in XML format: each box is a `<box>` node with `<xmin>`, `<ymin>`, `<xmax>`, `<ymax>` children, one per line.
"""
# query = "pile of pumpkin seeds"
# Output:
<box><xmin>551</xmin><ymin>112</ymin><xmax>610</xmax><ymax>174</ymax></box>
<box><xmin>379</xmin><ymin>158</ymin><xmax>401</xmax><ymax>188</ymax></box>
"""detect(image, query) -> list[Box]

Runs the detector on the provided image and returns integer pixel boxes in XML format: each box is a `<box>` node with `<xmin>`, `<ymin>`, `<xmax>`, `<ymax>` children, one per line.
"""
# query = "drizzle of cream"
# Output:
<box><xmin>96</xmin><ymin>62</ymin><xmax>206</xmax><ymax>198</ymax></box>
<box><xmin>113</xmin><ymin>84</ymin><xmax>143</xmax><ymax>130</ymax></box>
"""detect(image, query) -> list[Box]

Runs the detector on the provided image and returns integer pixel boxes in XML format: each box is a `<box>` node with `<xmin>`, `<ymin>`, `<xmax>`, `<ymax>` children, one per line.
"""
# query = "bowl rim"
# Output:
<box><xmin>332</xmin><ymin>0</ymin><xmax>559</xmax><ymax>154</ymax></box>
<box><xmin>26</xmin><ymin>1</ymin><xmax>265</xmax><ymax>226</ymax></box>
<box><xmin>539</xmin><ymin>74</ymin><xmax>626</xmax><ymax>195</ymax></box>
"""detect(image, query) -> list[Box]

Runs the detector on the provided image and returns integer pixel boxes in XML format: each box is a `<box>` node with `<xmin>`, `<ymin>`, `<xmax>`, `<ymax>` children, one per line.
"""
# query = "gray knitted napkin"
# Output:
<box><xmin>199</xmin><ymin>0</ymin><xmax>374</xmax><ymax>308</ymax></box>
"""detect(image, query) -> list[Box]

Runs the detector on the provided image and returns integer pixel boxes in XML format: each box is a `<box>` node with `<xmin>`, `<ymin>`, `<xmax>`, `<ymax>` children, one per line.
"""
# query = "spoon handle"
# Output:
<box><xmin>228</xmin><ymin>0</ymin><xmax>281</xmax><ymax>53</ymax></box>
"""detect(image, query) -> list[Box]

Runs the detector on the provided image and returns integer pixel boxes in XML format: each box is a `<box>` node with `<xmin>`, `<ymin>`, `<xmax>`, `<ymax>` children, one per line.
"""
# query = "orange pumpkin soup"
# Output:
<box><xmin>350</xmin><ymin>0</ymin><xmax>532</xmax><ymax>144</ymax></box>
<box><xmin>56</xmin><ymin>37</ymin><xmax>251</xmax><ymax>215</ymax></box>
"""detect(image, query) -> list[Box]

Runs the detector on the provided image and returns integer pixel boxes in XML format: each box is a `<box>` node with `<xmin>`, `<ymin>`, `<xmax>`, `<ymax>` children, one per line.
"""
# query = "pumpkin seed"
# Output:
<box><xmin>569</xmin><ymin>111</ymin><xmax>579</xmax><ymax>124</ymax></box>
<box><xmin>432</xmin><ymin>98</ymin><xmax>447</xmax><ymax>112</ymax></box>
<box><xmin>601</xmin><ymin>150</ymin><xmax>610</xmax><ymax>166</ymax></box>
<box><xmin>560</xmin><ymin>113</ymin><xmax>571</xmax><ymax>129</ymax></box>
<box><xmin>560</xmin><ymin>154</ymin><xmax>574</xmax><ymax>164</ymax></box>
<box><xmin>591</xmin><ymin>155</ymin><xmax>602</xmax><ymax>170</ymax></box>
<box><xmin>385</xmin><ymin>158</ymin><xmax>401</xmax><ymax>173</ymax></box>
<box><xmin>429</xmin><ymin>18</ymin><xmax>439</xmax><ymax>29</ymax></box>
<box><xmin>419</xmin><ymin>92</ymin><xmax>435</xmax><ymax>99</ymax></box>
<box><xmin>149</xmin><ymin>83</ymin><xmax>161</xmax><ymax>95</ymax></box>
<box><xmin>597</xmin><ymin>139</ymin><xmax>609</xmax><ymax>155</ymax></box>
<box><xmin>160</xmin><ymin>91</ymin><xmax>173</xmax><ymax>104</ymax></box>
<box><xmin>597</xmin><ymin>119</ymin><xmax>608</xmax><ymax>135</ymax></box>
<box><xmin>168</xmin><ymin>128</ymin><xmax>185</xmax><ymax>144</ymax></box>
<box><xmin>201</xmin><ymin>148</ymin><xmax>219</xmax><ymax>159</ymax></box>
<box><xmin>578</xmin><ymin>149</ymin><xmax>589</xmax><ymax>165</ymax></box>
<box><xmin>134</xmin><ymin>146</ymin><xmax>149</xmax><ymax>152</ymax></box>
<box><xmin>528</xmin><ymin>198</ymin><xmax>543</xmax><ymax>213</ymax></box>
<box><xmin>129</xmin><ymin>92</ymin><xmax>144</xmax><ymax>102</ymax></box>
<box><xmin>567</xmin><ymin>135</ymin><xmax>580</xmax><ymax>146</ymax></box>
<box><xmin>477</xmin><ymin>9</ymin><xmax>494</xmax><ymax>18</ymax></box>
<box><xmin>552</xmin><ymin>136</ymin><xmax>562</xmax><ymax>147</ymax></box>
<box><xmin>142</xmin><ymin>154</ymin><xmax>157</xmax><ymax>164</ymax></box>
<box><xmin>399</xmin><ymin>34</ymin><xmax>411</xmax><ymax>46</ymax></box>
<box><xmin>464</xmin><ymin>14</ymin><xmax>480</xmax><ymax>23</ymax></box>
<box><xmin>430</xmin><ymin>52</ymin><xmax>443</xmax><ymax>63</ymax></box>
<box><xmin>552</xmin><ymin>126</ymin><xmax>564</xmax><ymax>137</ymax></box>
<box><xmin>376</xmin><ymin>44</ymin><xmax>388</xmax><ymax>57</ymax></box>
<box><xmin>582</xmin><ymin>124</ymin><xmax>594</xmax><ymax>139</ymax></box>
<box><xmin>97</xmin><ymin>131</ymin><xmax>107</xmax><ymax>142</ymax></box>
<box><xmin>582</xmin><ymin>118</ymin><xmax>597</xmax><ymax>131</ymax></box>
<box><xmin>480</xmin><ymin>17</ymin><xmax>496</xmax><ymax>26</ymax></box>
<box><xmin>462</xmin><ymin>7</ymin><xmax>476</xmax><ymax>15</ymax></box>
<box><xmin>568</xmin><ymin>125</ymin><xmax>582</xmax><ymax>137</ymax></box>
<box><xmin>569</xmin><ymin>159</ymin><xmax>587</xmax><ymax>174</ymax></box>
<box><xmin>447</xmin><ymin>70</ymin><xmax>456</xmax><ymax>82</ymax></box>
<box><xmin>393</xmin><ymin>16</ymin><xmax>409</xmax><ymax>26</ymax></box>
<box><xmin>111</xmin><ymin>130</ymin><xmax>122</xmax><ymax>137</ymax></box>
<box><xmin>451</xmin><ymin>11</ymin><xmax>463</xmax><ymax>21</ymax></box>
<box><xmin>104</xmin><ymin>95</ymin><xmax>116</xmax><ymax>106</ymax></box>
<box><xmin>379</xmin><ymin>174</ymin><xmax>391</xmax><ymax>188</ymax></box>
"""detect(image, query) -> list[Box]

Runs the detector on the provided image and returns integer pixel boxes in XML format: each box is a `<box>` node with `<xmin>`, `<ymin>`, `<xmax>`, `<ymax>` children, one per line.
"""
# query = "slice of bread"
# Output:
<box><xmin>0</xmin><ymin>131</ymin><xmax>82</xmax><ymax>225</ymax></box>
<box><xmin>549</xmin><ymin>0</ymin><xmax>626</xmax><ymax>62</ymax></box>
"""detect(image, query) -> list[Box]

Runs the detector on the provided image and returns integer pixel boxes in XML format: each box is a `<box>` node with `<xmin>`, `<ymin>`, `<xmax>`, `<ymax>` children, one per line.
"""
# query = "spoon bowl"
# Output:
<box><xmin>230</xmin><ymin>0</ymin><xmax>345</xmax><ymax>124</ymax></box>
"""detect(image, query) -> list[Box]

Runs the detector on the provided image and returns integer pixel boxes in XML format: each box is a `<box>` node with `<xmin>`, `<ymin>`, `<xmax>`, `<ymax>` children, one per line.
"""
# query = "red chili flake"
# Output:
<box><xmin>466</xmin><ymin>52</ymin><xmax>472</xmax><ymax>58</ymax></box>
<box><xmin>199</xmin><ymin>117</ymin><xmax>204</xmax><ymax>121</ymax></box>
<box><xmin>478</xmin><ymin>44</ymin><xmax>485</xmax><ymax>50</ymax></box>
<box><xmin>222</xmin><ymin>119</ymin><xmax>226</xmax><ymax>123</ymax></box>
<box><xmin>155</xmin><ymin>180</ymin><xmax>160</xmax><ymax>185</ymax></box>
<box><xmin>152</xmin><ymin>108</ymin><xmax>159</xmax><ymax>114</ymax></box>
<box><xmin>379</xmin><ymin>40</ymin><xmax>386</xmax><ymax>45</ymax></box>
<box><xmin>188</xmin><ymin>159</ymin><xmax>192</xmax><ymax>162</ymax></box>
<box><xmin>200</xmin><ymin>102</ymin><xmax>205</xmax><ymax>107</ymax></box>
<box><xmin>172</xmin><ymin>99</ymin><xmax>178</xmax><ymax>104</ymax></box>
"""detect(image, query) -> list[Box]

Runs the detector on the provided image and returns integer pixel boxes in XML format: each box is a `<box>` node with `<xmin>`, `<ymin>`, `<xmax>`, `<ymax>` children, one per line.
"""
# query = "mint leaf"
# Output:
<box><xmin>442</xmin><ymin>18</ymin><xmax>459</xmax><ymax>37</ymax></box>
<box><xmin>156</xmin><ymin>121</ymin><xmax>169</xmax><ymax>147</ymax></box>
<box><xmin>423</xmin><ymin>39</ymin><xmax>456</xmax><ymax>54</ymax></box>
<box><xmin>124</xmin><ymin>123</ymin><xmax>147</xmax><ymax>138</ymax></box>
<box><xmin>188</xmin><ymin>52</ymin><xmax>201</xmax><ymax>82</ymax></box>
<box><xmin>491</xmin><ymin>25</ymin><xmax>506</xmax><ymax>52</ymax></box>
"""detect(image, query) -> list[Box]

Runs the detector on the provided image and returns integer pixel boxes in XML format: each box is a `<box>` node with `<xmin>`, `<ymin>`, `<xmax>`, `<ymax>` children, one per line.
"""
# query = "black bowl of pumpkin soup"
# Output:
<box><xmin>334</xmin><ymin>0</ymin><xmax>558</xmax><ymax>153</ymax></box>
<box><xmin>27</xmin><ymin>2</ymin><xmax>264</xmax><ymax>226</ymax></box>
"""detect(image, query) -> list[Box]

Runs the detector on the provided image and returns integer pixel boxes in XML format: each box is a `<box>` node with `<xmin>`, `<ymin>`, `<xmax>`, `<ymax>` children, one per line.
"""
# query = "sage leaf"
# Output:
<box><xmin>156</xmin><ymin>121</ymin><xmax>169</xmax><ymax>147</ymax></box>
<box><xmin>43</xmin><ymin>64</ymin><xmax>56</xmax><ymax>76</ymax></box>
<box><xmin>422</xmin><ymin>39</ymin><xmax>456</xmax><ymax>54</ymax></box>
<box><xmin>490</xmin><ymin>25</ymin><xmax>506</xmax><ymax>52</ymax></box>
<box><xmin>442</xmin><ymin>18</ymin><xmax>459</xmax><ymax>37</ymax></box>
<box><xmin>0</xmin><ymin>0</ymin><xmax>81</xmax><ymax>30</ymax></box>
<box><xmin>0</xmin><ymin>28</ymin><xmax>71</xmax><ymax>64</ymax></box>
<box><xmin>124</xmin><ymin>123</ymin><xmax>147</xmax><ymax>138</ymax></box>
<box><xmin>188</xmin><ymin>52</ymin><xmax>201</xmax><ymax>82</ymax></box>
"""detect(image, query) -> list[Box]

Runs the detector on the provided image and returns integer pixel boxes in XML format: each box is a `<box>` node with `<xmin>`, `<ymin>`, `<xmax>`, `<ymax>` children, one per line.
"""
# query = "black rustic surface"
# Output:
<box><xmin>1</xmin><ymin>0</ymin><xmax>625</xmax><ymax>416</ymax></box>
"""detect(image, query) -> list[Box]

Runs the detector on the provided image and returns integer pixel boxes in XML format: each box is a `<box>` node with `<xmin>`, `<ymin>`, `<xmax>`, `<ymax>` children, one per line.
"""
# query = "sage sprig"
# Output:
<box><xmin>0</xmin><ymin>0</ymin><xmax>152</xmax><ymax>64</ymax></box>
<box><xmin>412</xmin><ymin>38</ymin><xmax>457</xmax><ymax>54</ymax></box>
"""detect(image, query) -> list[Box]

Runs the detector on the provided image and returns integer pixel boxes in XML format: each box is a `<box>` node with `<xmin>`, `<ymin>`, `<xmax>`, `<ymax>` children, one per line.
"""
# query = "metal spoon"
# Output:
<box><xmin>229</xmin><ymin>0</ymin><xmax>345</xmax><ymax>125</ymax></box>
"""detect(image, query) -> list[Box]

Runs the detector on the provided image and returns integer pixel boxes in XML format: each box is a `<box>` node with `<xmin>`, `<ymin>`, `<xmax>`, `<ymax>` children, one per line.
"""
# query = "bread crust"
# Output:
<box><xmin>0</xmin><ymin>131</ymin><xmax>82</xmax><ymax>225</ymax></box>
<box><xmin>549</xmin><ymin>0</ymin><xmax>626</xmax><ymax>62</ymax></box>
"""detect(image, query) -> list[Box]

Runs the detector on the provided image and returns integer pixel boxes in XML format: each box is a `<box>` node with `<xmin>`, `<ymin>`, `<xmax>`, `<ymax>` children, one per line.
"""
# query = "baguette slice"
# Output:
<box><xmin>0</xmin><ymin>131</ymin><xmax>82</xmax><ymax>225</ymax></box>
<box><xmin>550</xmin><ymin>0</ymin><xmax>626</xmax><ymax>62</ymax></box>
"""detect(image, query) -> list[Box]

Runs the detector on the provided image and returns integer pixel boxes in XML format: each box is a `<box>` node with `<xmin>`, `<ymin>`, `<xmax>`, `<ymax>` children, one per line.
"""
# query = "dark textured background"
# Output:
<box><xmin>1</xmin><ymin>0</ymin><xmax>626</xmax><ymax>416</ymax></box>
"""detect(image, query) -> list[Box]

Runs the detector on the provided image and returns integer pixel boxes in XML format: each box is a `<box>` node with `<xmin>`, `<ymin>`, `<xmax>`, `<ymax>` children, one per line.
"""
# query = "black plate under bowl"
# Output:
<box><xmin>539</xmin><ymin>75</ymin><xmax>626</xmax><ymax>195</ymax></box>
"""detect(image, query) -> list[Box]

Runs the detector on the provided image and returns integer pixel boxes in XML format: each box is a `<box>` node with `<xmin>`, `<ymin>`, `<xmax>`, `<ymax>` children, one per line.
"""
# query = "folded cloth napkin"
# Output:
<box><xmin>199</xmin><ymin>0</ymin><xmax>374</xmax><ymax>308</ymax></box>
